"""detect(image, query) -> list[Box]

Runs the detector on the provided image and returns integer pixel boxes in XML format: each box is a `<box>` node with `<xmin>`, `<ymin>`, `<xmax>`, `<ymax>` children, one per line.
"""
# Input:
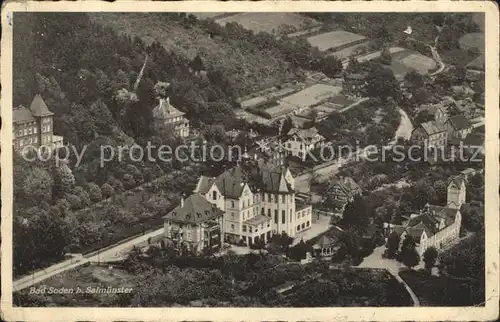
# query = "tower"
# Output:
<box><xmin>446</xmin><ymin>176</ymin><xmax>466</xmax><ymax>209</ymax></box>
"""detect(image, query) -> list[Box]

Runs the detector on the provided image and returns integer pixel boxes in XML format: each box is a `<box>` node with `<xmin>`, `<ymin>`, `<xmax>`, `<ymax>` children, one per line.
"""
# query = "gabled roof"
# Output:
<box><xmin>153</xmin><ymin>97</ymin><xmax>185</xmax><ymax>120</ymax></box>
<box><xmin>419</xmin><ymin>121</ymin><xmax>446</xmax><ymax>135</ymax></box>
<box><xmin>214</xmin><ymin>166</ymin><xmax>248</xmax><ymax>199</ymax></box>
<box><xmin>418</xmin><ymin>103</ymin><xmax>446</xmax><ymax>116</ymax></box>
<box><xmin>448</xmin><ymin>175</ymin><xmax>466</xmax><ymax>189</ymax></box>
<box><xmin>447</xmin><ymin>115</ymin><xmax>470</xmax><ymax>130</ymax></box>
<box><xmin>260</xmin><ymin>166</ymin><xmax>293</xmax><ymax>193</ymax></box>
<box><xmin>287</xmin><ymin>127</ymin><xmax>322</xmax><ymax>142</ymax></box>
<box><xmin>29</xmin><ymin>94</ymin><xmax>54</xmax><ymax>117</ymax></box>
<box><xmin>425</xmin><ymin>204</ymin><xmax>459</xmax><ymax>226</ymax></box>
<box><xmin>13</xmin><ymin>105</ymin><xmax>35</xmax><ymax>123</ymax></box>
<box><xmin>464</xmin><ymin>133</ymin><xmax>484</xmax><ymax>147</ymax></box>
<box><xmin>329</xmin><ymin>176</ymin><xmax>360</xmax><ymax>196</ymax></box>
<box><xmin>195</xmin><ymin>175</ymin><xmax>217</xmax><ymax>194</ymax></box>
<box><xmin>163</xmin><ymin>194</ymin><xmax>224</xmax><ymax>224</ymax></box>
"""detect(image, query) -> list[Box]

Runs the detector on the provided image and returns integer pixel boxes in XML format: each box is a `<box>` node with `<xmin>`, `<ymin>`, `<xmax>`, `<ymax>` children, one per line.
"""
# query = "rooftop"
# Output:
<box><xmin>420</xmin><ymin>121</ymin><xmax>446</xmax><ymax>135</ymax></box>
<box><xmin>163</xmin><ymin>194</ymin><xmax>224</xmax><ymax>224</ymax></box>
<box><xmin>153</xmin><ymin>97</ymin><xmax>185</xmax><ymax>120</ymax></box>
<box><xmin>447</xmin><ymin>114</ymin><xmax>471</xmax><ymax>130</ymax></box>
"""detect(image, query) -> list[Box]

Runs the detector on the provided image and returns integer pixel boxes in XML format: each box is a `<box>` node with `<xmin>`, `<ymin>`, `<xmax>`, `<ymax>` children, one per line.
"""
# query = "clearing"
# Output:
<box><xmin>215</xmin><ymin>13</ymin><xmax>321</xmax><ymax>35</ymax></box>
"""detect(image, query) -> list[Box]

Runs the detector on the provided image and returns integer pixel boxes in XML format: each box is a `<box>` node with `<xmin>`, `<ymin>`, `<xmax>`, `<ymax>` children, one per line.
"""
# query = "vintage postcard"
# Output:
<box><xmin>1</xmin><ymin>1</ymin><xmax>498</xmax><ymax>321</ymax></box>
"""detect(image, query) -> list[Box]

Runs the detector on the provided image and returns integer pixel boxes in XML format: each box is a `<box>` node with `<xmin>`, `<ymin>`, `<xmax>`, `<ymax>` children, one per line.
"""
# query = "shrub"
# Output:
<box><xmin>101</xmin><ymin>183</ymin><xmax>115</xmax><ymax>199</ymax></box>
<box><xmin>87</xmin><ymin>182</ymin><xmax>103</xmax><ymax>202</ymax></box>
<box><xmin>65</xmin><ymin>193</ymin><xmax>82</xmax><ymax>210</ymax></box>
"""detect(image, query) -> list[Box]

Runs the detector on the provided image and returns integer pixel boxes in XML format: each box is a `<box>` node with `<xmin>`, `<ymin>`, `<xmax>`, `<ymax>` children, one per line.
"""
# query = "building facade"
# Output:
<box><xmin>194</xmin><ymin>164</ymin><xmax>313</xmax><ymax>246</ymax></box>
<box><xmin>445</xmin><ymin>115</ymin><xmax>473</xmax><ymax>141</ymax></box>
<box><xmin>152</xmin><ymin>97</ymin><xmax>190</xmax><ymax>138</ymax></box>
<box><xmin>283</xmin><ymin>127</ymin><xmax>326</xmax><ymax>161</ymax></box>
<box><xmin>326</xmin><ymin>176</ymin><xmax>362</xmax><ymax>211</ymax></box>
<box><xmin>163</xmin><ymin>194</ymin><xmax>225</xmax><ymax>254</ymax></box>
<box><xmin>13</xmin><ymin>94</ymin><xmax>63</xmax><ymax>151</ymax></box>
<box><xmin>410</xmin><ymin>121</ymin><xmax>448</xmax><ymax>148</ymax></box>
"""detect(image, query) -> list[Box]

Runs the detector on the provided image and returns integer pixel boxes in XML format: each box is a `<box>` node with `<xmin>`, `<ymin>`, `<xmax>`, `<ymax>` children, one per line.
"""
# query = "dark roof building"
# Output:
<box><xmin>163</xmin><ymin>194</ymin><xmax>224</xmax><ymax>224</ymax></box>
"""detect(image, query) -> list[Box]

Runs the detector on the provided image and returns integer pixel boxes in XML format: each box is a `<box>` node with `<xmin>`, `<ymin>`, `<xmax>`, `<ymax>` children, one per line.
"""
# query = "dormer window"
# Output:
<box><xmin>212</xmin><ymin>190</ymin><xmax>217</xmax><ymax>200</ymax></box>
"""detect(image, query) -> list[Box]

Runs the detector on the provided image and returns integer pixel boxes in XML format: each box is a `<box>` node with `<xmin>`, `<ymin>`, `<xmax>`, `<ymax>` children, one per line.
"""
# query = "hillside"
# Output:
<box><xmin>90</xmin><ymin>13</ymin><xmax>300</xmax><ymax>96</ymax></box>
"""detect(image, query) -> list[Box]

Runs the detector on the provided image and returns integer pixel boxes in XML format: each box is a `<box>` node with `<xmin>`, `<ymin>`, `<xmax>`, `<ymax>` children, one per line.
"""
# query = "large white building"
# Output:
<box><xmin>386</xmin><ymin>175</ymin><xmax>466</xmax><ymax>255</ymax></box>
<box><xmin>194</xmin><ymin>163</ymin><xmax>313</xmax><ymax>246</ymax></box>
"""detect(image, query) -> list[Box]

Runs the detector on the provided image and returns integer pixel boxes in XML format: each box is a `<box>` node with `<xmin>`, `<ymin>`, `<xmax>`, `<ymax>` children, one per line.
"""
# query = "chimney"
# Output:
<box><xmin>180</xmin><ymin>196</ymin><xmax>184</xmax><ymax>208</ymax></box>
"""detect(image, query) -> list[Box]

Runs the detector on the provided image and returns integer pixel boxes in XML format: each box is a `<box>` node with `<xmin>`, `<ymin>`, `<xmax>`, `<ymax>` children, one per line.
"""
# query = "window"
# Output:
<box><xmin>290</xmin><ymin>210</ymin><xmax>292</xmax><ymax>223</ymax></box>
<box><xmin>301</xmin><ymin>223</ymin><xmax>305</xmax><ymax>229</ymax></box>
<box><xmin>18</xmin><ymin>130</ymin><xmax>22</xmax><ymax>136</ymax></box>
<box><xmin>231</xmin><ymin>224</ymin><xmax>235</xmax><ymax>230</ymax></box>
<box><xmin>282</xmin><ymin>210</ymin><xmax>286</xmax><ymax>224</ymax></box>
<box><xmin>231</xmin><ymin>212</ymin><xmax>235</xmax><ymax>220</ymax></box>
<box><xmin>274</xmin><ymin>210</ymin><xmax>278</xmax><ymax>224</ymax></box>
<box><xmin>281</xmin><ymin>195</ymin><xmax>285</xmax><ymax>203</ymax></box>
<box><xmin>212</xmin><ymin>190</ymin><xmax>217</xmax><ymax>200</ymax></box>
<box><xmin>288</xmin><ymin>143</ymin><xmax>291</xmax><ymax>149</ymax></box>
<box><xmin>231</xmin><ymin>201</ymin><xmax>235</xmax><ymax>208</ymax></box>
<box><xmin>243</xmin><ymin>200</ymin><xmax>246</xmax><ymax>208</ymax></box>
<box><xmin>243</xmin><ymin>212</ymin><xmax>245</xmax><ymax>220</ymax></box>
<box><xmin>297</xmin><ymin>212</ymin><xmax>301</xmax><ymax>219</ymax></box>
<box><xmin>242</xmin><ymin>225</ymin><xmax>247</xmax><ymax>232</ymax></box>
<box><xmin>249</xmin><ymin>226</ymin><xmax>253</xmax><ymax>233</ymax></box>
<box><xmin>306</xmin><ymin>221</ymin><xmax>310</xmax><ymax>227</ymax></box>
<box><xmin>267</xmin><ymin>209</ymin><xmax>271</xmax><ymax>217</ymax></box>
<box><xmin>262</xmin><ymin>207</ymin><xmax>265</xmax><ymax>215</ymax></box>
<box><xmin>297</xmin><ymin>225</ymin><xmax>300</xmax><ymax>231</ymax></box>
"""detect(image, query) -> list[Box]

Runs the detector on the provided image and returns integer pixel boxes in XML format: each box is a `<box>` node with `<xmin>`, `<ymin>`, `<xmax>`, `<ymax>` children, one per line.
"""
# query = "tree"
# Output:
<box><xmin>385</xmin><ymin>231</ymin><xmax>400</xmax><ymax>259</ymax></box>
<box><xmin>21</xmin><ymin>167</ymin><xmax>54</xmax><ymax>207</ymax></box>
<box><xmin>365</xmin><ymin>64</ymin><xmax>400</xmax><ymax>102</ymax></box>
<box><xmin>153</xmin><ymin>81</ymin><xmax>171</xmax><ymax>99</ymax></box>
<box><xmin>404</xmin><ymin>69</ymin><xmax>424</xmax><ymax>90</ymax></box>
<box><xmin>281</xmin><ymin>116</ymin><xmax>293</xmax><ymax>137</ymax></box>
<box><xmin>65</xmin><ymin>193</ymin><xmax>82</xmax><ymax>210</ymax></box>
<box><xmin>54</xmin><ymin>163</ymin><xmax>76</xmax><ymax>197</ymax></box>
<box><xmin>321</xmin><ymin>55</ymin><xmax>343</xmax><ymax>78</ymax></box>
<box><xmin>380</xmin><ymin>48</ymin><xmax>392</xmax><ymax>65</ymax></box>
<box><xmin>101</xmin><ymin>183</ymin><xmax>115</xmax><ymax>199</ymax></box>
<box><xmin>87</xmin><ymin>182</ymin><xmax>102</xmax><ymax>202</ymax></box>
<box><xmin>190</xmin><ymin>54</ymin><xmax>205</xmax><ymax>73</ymax></box>
<box><xmin>341</xmin><ymin>194</ymin><xmax>371</xmax><ymax>232</ymax></box>
<box><xmin>423</xmin><ymin>246</ymin><xmax>438</xmax><ymax>272</ymax></box>
<box><xmin>345</xmin><ymin>56</ymin><xmax>362</xmax><ymax>74</ymax></box>
<box><xmin>399</xmin><ymin>235</ymin><xmax>420</xmax><ymax>269</ymax></box>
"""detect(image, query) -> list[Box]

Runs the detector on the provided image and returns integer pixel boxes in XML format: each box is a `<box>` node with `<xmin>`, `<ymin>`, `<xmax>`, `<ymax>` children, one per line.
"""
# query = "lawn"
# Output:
<box><xmin>215</xmin><ymin>12</ymin><xmax>321</xmax><ymax>35</ymax></box>
<box><xmin>307</xmin><ymin>30</ymin><xmax>367</xmax><ymax>52</ymax></box>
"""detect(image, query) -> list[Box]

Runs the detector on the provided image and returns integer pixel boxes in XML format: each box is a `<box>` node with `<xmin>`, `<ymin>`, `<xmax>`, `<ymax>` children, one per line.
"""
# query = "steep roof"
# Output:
<box><xmin>260</xmin><ymin>166</ymin><xmax>293</xmax><ymax>193</ymax></box>
<box><xmin>13</xmin><ymin>106</ymin><xmax>35</xmax><ymax>123</ymax></box>
<box><xmin>153</xmin><ymin>97</ymin><xmax>185</xmax><ymax>120</ymax></box>
<box><xmin>329</xmin><ymin>176</ymin><xmax>360</xmax><ymax>196</ymax></box>
<box><xmin>287</xmin><ymin>127</ymin><xmax>322</xmax><ymax>141</ymax></box>
<box><xmin>195</xmin><ymin>176</ymin><xmax>217</xmax><ymax>194</ymax></box>
<box><xmin>163</xmin><ymin>194</ymin><xmax>224</xmax><ymax>224</ymax></box>
<box><xmin>420</xmin><ymin>121</ymin><xmax>446</xmax><ymax>135</ymax></box>
<box><xmin>29</xmin><ymin>94</ymin><xmax>53</xmax><ymax>117</ymax></box>
<box><xmin>447</xmin><ymin>115</ymin><xmax>470</xmax><ymax>130</ymax></box>
<box><xmin>425</xmin><ymin>204</ymin><xmax>459</xmax><ymax>226</ymax></box>
<box><xmin>214</xmin><ymin>166</ymin><xmax>248</xmax><ymax>199</ymax></box>
<box><xmin>448</xmin><ymin>175</ymin><xmax>466</xmax><ymax>189</ymax></box>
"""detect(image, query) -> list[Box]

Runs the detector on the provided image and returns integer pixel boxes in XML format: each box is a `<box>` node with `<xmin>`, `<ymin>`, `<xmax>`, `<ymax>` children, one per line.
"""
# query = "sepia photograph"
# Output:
<box><xmin>1</xmin><ymin>1</ymin><xmax>498</xmax><ymax>321</ymax></box>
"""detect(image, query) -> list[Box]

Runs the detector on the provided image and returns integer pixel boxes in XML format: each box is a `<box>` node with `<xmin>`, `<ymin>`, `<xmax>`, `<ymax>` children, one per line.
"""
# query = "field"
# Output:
<box><xmin>329</xmin><ymin>41</ymin><xmax>372</xmax><ymax>60</ymax></box>
<box><xmin>386</xmin><ymin>50</ymin><xmax>437</xmax><ymax>79</ymax></box>
<box><xmin>307</xmin><ymin>30</ymin><xmax>367</xmax><ymax>52</ymax></box>
<box><xmin>459</xmin><ymin>33</ymin><xmax>485</xmax><ymax>53</ymax></box>
<box><xmin>215</xmin><ymin>13</ymin><xmax>321</xmax><ymax>35</ymax></box>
